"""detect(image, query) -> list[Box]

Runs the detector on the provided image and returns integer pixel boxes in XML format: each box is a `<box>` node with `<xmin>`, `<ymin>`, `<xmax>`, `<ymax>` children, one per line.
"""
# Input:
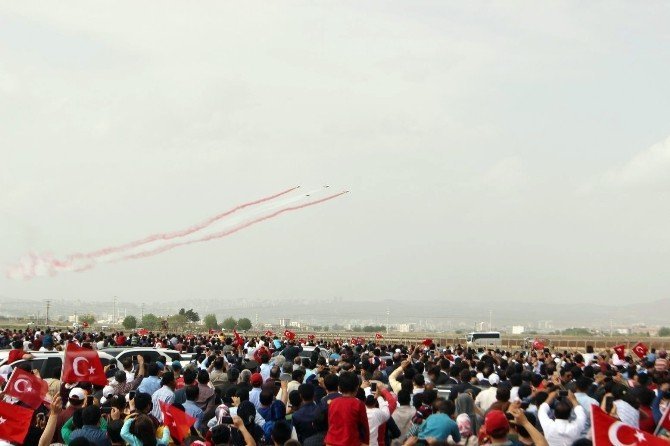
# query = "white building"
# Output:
<box><xmin>512</xmin><ymin>325</ymin><xmax>525</xmax><ymax>334</ymax></box>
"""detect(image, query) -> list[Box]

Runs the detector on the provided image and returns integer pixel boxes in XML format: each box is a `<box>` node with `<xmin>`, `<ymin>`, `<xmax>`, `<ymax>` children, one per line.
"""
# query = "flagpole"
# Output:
<box><xmin>654</xmin><ymin>401</ymin><xmax>670</xmax><ymax>436</ymax></box>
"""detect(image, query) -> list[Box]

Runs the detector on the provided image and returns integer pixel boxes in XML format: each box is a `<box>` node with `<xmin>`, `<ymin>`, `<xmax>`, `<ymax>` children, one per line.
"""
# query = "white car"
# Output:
<box><xmin>0</xmin><ymin>351</ymin><xmax>116</xmax><ymax>380</ymax></box>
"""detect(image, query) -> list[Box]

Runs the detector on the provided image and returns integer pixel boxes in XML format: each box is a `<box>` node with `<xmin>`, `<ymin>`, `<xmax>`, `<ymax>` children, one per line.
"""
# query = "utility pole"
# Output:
<box><xmin>386</xmin><ymin>308</ymin><xmax>390</xmax><ymax>334</ymax></box>
<box><xmin>141</xmin><ymin>303</ymin><xmax>145</xmax><ymax>321</ymax></box>
<box><xmin>45</xmin><ymin>299</ymin><xmax>51</xmax><ymax>326</ymax></box>
<box><xmin>113</xmin><ymin>296</ymin><xmax>118</xmax><ymax>327</ymax></box>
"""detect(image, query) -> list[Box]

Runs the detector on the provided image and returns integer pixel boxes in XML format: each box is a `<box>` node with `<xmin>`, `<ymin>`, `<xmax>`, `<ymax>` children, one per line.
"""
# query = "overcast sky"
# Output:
<box><xmin>1</xmin><ymin>2</ymin><xmax>670</xmax><ymax>307</ymax></box>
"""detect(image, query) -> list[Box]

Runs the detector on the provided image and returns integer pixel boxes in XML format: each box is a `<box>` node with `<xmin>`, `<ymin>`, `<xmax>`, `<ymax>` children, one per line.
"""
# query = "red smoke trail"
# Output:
<box><xmin>117</xmin><ymin>191</ymin><xmax>349</xmax><ymax>262</ymax></box>
<box><xmin>66</xmin><ymin>186</ymin><xmax>299</xmax><ymax>260</ymax></box>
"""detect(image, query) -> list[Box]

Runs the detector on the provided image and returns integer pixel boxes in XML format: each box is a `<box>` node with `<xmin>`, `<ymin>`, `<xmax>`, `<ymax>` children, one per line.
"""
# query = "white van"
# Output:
<box><xmin>466</xmin><ymin>331</ymin><xmax>502</xmax><ymax>348</ymax></box>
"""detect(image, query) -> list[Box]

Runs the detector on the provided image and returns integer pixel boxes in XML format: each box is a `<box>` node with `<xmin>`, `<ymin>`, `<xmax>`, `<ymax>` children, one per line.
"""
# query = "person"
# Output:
<box><xmin>7</xmin><ymin>340</ymin><xmax>32</xmax><ymax>364</ymax></box>
<box><xmin>183</xmin><ymin>384</ymin><xmax>205</xmax><ymax>432</ymax></box>
<box><xmin>137</xmin><ymin>362</ymin><xmax>162</xmax><ymax>396</ymax></box>
<box><xmin>416</xmin><ymin>399</ymin><xmax>460</xmax><ymax>443</ymax></box>
<box><xmin>150</xmin><ymin>371</ymin><xmax>176</xmax><ymax>422</ymax></box>
<box><xmin>475</xmin><ymin>373</ymin><xmax>500</xmax><ymax>413</ymax></box>
<box><xmin>456</xmin><ymin>413</ymin><xmax>478</xmax><ymax>446</ymax></box>
<box><xmin>319</xmin><ymin>373</ymin><xmax>342</xmax><ymax>411</ymax></box>
<box><xmin>325</xmin><ymin>371</ymin><xmax>369</xmax><ymax>446</ymax></box>
<box><xmin>365</xmin><ymin>387</ymin><xmax>392</xmax><ymax>446</ymax></box>
<box><xmin>293</xmin><ymin>383</ymin><xmax>320</xmax><ymax>442</ymax></box>
<box><xmin>249</xmin><ymin>373</ymin><xmax>264</xmax><ymax>409</ymax></box>
<box><xmin>120</xmin><ymin>414</ymin><xmax>171</xmax><ymax>446</ymax></box>
<box><xmin>55</xmin><ymin>387</ymin><xmax>87</xmax><ymax>443</ymax></box>
<box><xmin>537</xmin><ymin>390</ymin><xmax>586</xmax><ymax>446</ymax></box>
<box><xmin>391</xmin><ymin>390</ymin><xmax>414</xmax><ymax>446</ymax></box>
<box><xmin>573</xmin><ymin>376</ymin><xmax>598</xmax><ymax>436</ymax></box>
<box><xmin>69</xmin><ymin>405</ymin><xmax>112</xmax><ymax>446</ymax></box>
<box><xmin>210</xmin><ymin>417</ymin><xmax>258</xmax><ymax>446</ymax></box>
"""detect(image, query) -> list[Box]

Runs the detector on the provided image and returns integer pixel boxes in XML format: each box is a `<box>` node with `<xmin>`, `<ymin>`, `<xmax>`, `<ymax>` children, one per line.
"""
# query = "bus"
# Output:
<box><xmin>466</xmin><ymin>331</ymin><xmax>502</xmax><ymax>348</ymax></box>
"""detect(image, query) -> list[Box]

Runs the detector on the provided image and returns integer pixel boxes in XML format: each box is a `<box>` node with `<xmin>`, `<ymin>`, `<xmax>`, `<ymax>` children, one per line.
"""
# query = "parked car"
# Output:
<box><xmin>99</xmin><ymin>347</ymin><xmax>172</xmax><ymax>365</ymax></box>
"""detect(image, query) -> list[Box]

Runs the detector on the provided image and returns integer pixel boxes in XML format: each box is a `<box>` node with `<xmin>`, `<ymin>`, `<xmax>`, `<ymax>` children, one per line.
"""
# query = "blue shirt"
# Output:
<box><xmin>418</xmin><ymin>413</ymin><xmax>461</xmax><ymax>442</ymax></box>
<box><xmin>292</xmin><ymin>401</ymin><xmax>319</xmax><ymax>441</ymax></box>
<box><xmin>183</xmin><ymin>400</ymin><xmax>205</xmax><ymax>431</ymax></box>
<box><xmin>69</xmin><ymin>425</ymin><xmax>112</xmax><ymax>446</ymax></box>
<box><xmin>137</xmin><ymin>375</ymin><xmax>161</xmax><ymax>395</ymax></box>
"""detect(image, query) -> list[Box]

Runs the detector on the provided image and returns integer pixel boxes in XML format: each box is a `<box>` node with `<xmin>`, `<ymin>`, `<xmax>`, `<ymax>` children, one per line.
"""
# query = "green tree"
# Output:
<box><xmin>659</xmin><ymin>327</ymin><xmax>670</xmax><ymax>337</ymax></box>
<box><xmin>141</xmin><ymin>313</ymin><xmax>160</xmax><ymax>330</ymax></box>
<box><xmin>123</xmin><ymin>315</ymin><xmax>137</xmax><ymax>329</ymax></box>
<box><xmin>362</xmin><ymin>325</ymin><xmax>386</xmax><ymax>332</ymax></box>
<box><xmin>203</xmin><ymin>314</ymin><xmax>219</xmax><ymax>330</ymax></box>
<box><xmin>237</xmin><ymin>318</ymin><xmax>252</xmax><ymax>331</ymax></box>
<box><xmin>78</xmin><ymin>314</ymin><xmax>96</xmax><ymax>325</ymax></box>
<box><xmin>222</xmin><ymin>317</ymin><xmax>237</xmax><ymax>330</ymax></box>
<box><xmin>178</xmin><ymin>308</ymin><xmax>200</xmax><ymax>323</ymax></box>
<box><xmin>168</xmin><ymin>314</ymin><xmax>189</xmax><ymax>331</ymax></box>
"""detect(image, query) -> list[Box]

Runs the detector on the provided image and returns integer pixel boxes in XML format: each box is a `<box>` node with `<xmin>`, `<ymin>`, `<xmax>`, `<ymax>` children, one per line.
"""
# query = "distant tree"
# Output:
<box><xmin>659</xmin><ymin>327</ymin><xmax>670</xmax><ymax>337</ymax></box>
<box><xmin>179</xmin><ymin>308</ymin><xmax>200</xmax><ymax>323</ymax></box>
<box><xmin>362</xmin><ymin>325</ymin><xmax>386</xmax><ymax>332</ymax></box>
<box><xmin>168</xmin><ymin>314</ymin><xmax>189</xmax><ymax>331</ymax></box>
<box><xmin>141</xmin><ymin>313</ymin><xmax>160</xmax><ymax>330</ymax></box>
<box><xmin>222</xmin><ymin>317</ymin><xmax>237</xmax><ymax>330</ymax></box>
<box><xmin>122</xmin><ymin>315</ymin><xmax>137</xmax><ymax>329</ymax></box>
<box><xmin>78</xmin><ymin>314</ymin><xmax>96</xmax><ymax>325</ymax></box>
<box><xmin>561</xmin><ymin>328</ymin><xmax>592</xmax><ymax>336</ymax></box>
<box><xmin>237</xmin><ymin>318</ymin><xmax>252</xmax><ymax>331</ymax></box>
<box><xmin>203</xmin><ymin>314</ymin><xmax>219</xmax><ymax>330</ymax></box>
<box><xmin>351</xmin><ymin>326</ymin><xmax>362</xmax><ymax>332</ymax></box>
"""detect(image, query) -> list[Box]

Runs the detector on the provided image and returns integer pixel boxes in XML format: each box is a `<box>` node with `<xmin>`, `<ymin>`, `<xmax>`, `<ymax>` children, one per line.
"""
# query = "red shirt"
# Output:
<box><xmin>325</xmin><ymin>396</ymin><xmax>369</xmax><ymax>446</ymax></box>
<box><xmin>8</xmin><ymin>349</ymin><xmax>25</xmax><ymax>364</ymax></box>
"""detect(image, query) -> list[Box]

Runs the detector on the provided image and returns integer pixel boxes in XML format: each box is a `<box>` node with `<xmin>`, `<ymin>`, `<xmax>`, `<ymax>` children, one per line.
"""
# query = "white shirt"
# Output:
<box><xmin>614</xmin><ymin>400</ymin><xmax>639</xmax><ymax>428</ymax></box>
<box><xmin>475</xmin><ymin>387</ymin><xmax>497</xmax><ymax>412</ymax></box>
<box><xmin>538</xmin><ymin>402</ymin><xmax>587</xmax><ymax>446</ymax></box>
<box><xmin>367</xmin><ymin>397</ymin><xmax>390</xmax><ymax>446</ymax></box>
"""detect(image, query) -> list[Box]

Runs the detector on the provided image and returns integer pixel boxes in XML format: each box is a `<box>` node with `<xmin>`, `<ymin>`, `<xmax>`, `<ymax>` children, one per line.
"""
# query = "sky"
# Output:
<box><xmin>1</xmin><ymin>1</ymin><xmax>670</xmax><ymax>307</ymax></box>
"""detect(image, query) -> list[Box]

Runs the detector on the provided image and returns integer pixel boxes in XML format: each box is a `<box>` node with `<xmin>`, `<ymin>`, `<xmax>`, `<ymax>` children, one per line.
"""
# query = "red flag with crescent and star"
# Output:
<box><xmin>375</xmin><ymin>333</ymin><xmax>384</xmax><ymax>340</ymax></box>
<box><xmin>592</xmin><ymin>404</ymin><xmax>667</xmax><ymax>446</ymax></box>
<box><xmin>632</xmin><ymin>342</ymin><xmax>649</xmax><ymax>359</ymax></box>
<box><xmin>0</xmin><ymin>400</ymin><xmax>34</xmax><ymax>444</ymax></box>
<box><xmin>232</xmin><ymin>329</ymin><xmax>244</xmax><ymax>347</ymax></box>
<box><xmin>612</xmin><ymin>344</ymin><xmax>626</xmax><ymax>359</ymax></box>
<box><xmin>4</xmin><ymin>368</ymin><xmax>50</xmax><ymax>409</ymax></box>
<box><xmin>62</xmin><ymin>342</ymin><xmax>108</xmax><ymax>386</ymax></box>
<box><xmin>284</xmin><ymin>329</ymin><xmax>295</xmax><ymax>340</ymax></box>
<box><xmin>532</xmin><ymin>339</ymin><xmax>545</xmax><ymax>350</ymax></box>
<box><xmin>160</xmin><ymin>400</ymin><xmax>196</xmax><ymax>443</ymax></box>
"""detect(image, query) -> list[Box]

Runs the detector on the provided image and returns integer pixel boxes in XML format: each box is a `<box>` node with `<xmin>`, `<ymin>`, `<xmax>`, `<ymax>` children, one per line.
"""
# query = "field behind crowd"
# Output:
<box><xmin>4</xmin><ymin>321</ymin><xmax>670</xmax><ymax>352</ymax></box>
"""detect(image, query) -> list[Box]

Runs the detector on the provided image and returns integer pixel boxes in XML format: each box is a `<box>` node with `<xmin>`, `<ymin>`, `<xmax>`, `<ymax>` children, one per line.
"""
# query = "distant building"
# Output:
<box><xmin>396</xmin><ymin>323</ymin><xmax>415</xmax><ymax>333</ymax></box>
<box><xmin>278</xmin><ymin>318</ymin><xmax>290</xmax><ymax>327</ymax></box>
<box><xmin>512</xmin><ymin>325</ymin><xmax>525</xmax><ymax>334</ymax></box>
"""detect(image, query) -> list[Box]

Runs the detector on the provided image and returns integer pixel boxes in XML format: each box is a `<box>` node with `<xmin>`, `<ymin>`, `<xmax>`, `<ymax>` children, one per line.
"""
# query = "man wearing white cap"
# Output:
<box><xmin>475</xmin><ymin>373</ymin><xmax>500</xmax><ymax>413</ymax></box>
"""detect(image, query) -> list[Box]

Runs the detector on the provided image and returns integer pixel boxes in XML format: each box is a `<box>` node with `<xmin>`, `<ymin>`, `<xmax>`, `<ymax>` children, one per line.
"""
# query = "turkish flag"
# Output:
<box><xmin>532</xmin><ymin>339</ymin><xmax>545</xmax><ymax>350</ymax></box>
<box><xmin>422</xmin><ymin>338</ymin><xmax>433</xmax><ymax>347</ymax></box>
<box><xmin>612</xmin><ymin>344</ymin><xmax>626</xmax><ymax>359</ymax></box>
<box><xmin>137</xmin><ymin>328</ymin><xmax>149</xmax><ymax>336</ymax></box>
<box><xmin>592</xmin><ymin>404</ymin><xmax>667</xmax><ymax>446</ymax></box>
<box><xmin>307</xmin><ymin>334</ymin><xmax>315</xmax><ymax>341</ymax></box>
<box><xmin>0</xmin><ymin>400</ymin><xmax>34</xmax><ymax>444</ymax></box>
<box><xmin>284</xmin><ymin>330</ymin><xmax>295</xmax><ymax>340</ymax></box>
<box><xmin>375</xmin><ymin>333</ymin><xmax>384</xmax><ymax>340</ymax></box>
<box><xmin>5</xmin><ymin>368</ymin><xmax>50</xmax><ymax>409</ymax></box>
<box><xmin>62</xmin><ymin>342</ymin><xmax>108</xmax><ymax>386</ymax></box>
<box><xmin>632</xmin><ymin>342</ymin><xmax>649</xmax><ymax>359</ymax></box>
<box><xmin>160</xmin><ymin>400</ymin><xmax>196</xmax><ymax>443</ymax></box>
<box><xmin>253</xmin><ymin>345</ymin><xmax>270</xmax><ymax>364</ymax></box>
<box><xmin>265</xmin><ymin>330</ymin><xmax>275</xmax><ymax>337</ymax></box>
<box><xmin>655</xmin><ymin>403</ymin><xmax>670</xmax><ymax>435</ymax></box>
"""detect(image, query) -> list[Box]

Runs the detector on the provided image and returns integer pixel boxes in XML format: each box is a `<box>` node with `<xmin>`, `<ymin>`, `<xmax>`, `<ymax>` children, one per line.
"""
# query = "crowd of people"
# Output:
<box><xmin>1</xmin><ymin>326</ymin><xmax>670</xmax><ymax>446</ymax></box>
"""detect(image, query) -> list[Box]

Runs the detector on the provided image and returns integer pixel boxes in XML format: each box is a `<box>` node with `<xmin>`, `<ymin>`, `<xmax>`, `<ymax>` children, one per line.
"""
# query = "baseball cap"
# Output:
<box><xmin>250</xmin><ymin>373</ymin><xmax>263</xmax><ymax>386</ymax></box>
<box><xmin>155</xmin><ymin>361</ymin><xmax>165</xmax><ymax>370</ymax></box>
<box><xmin>485</xmin><ymin>410</ymin><xmax>510</xmax><ymax>436</ymax></box>
<box><xmin>171</xmin><ymin>360</ymin><xmax>182</xmax><ymax>370</ymax></box>
<box><xmin>488</xmin><ymin>373</ymin><xmax>500</xmax><ymax>385</ymax></box>
<box><xmin>102</xmin><ymin>386</ymin><xmax>115</xmax><ymax>398</ymax></box>
<box><xmin>69</xmin><ymin>387</ymin><xmax>86</xmax><ymax>401</ymax></box>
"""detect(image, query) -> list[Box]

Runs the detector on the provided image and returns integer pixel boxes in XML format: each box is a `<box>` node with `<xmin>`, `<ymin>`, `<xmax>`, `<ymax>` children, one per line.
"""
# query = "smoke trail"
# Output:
<box><xmin>67</xmin><ymin>186</ymin><xmax>300</xmax><ymax>260</ymax></box>
<box><xmin>116</xmin><ymin>191</ymin><xmax>349</xmax><ymax>262</ymax></box>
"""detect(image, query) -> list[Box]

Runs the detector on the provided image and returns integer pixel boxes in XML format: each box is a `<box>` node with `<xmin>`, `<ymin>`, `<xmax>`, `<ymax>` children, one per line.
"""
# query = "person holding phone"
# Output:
<box><xmin>538</xmin><ymin>389</ymin><xmax>586</xmax><ymax>446</ymax></box>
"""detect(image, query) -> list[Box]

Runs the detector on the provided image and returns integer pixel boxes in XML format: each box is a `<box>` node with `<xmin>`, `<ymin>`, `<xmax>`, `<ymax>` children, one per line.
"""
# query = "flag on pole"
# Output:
<box><xmin>592</xmin><ymin>404</ymin><xmax>667</xmax><ymax>446</ymax></box>
<box><xmin>0</xmin><ymin>400</ymin><xmax>34</xmax><ymax>444</ymax></box>
<box><xmin>375</xmin><ymin>333</ymin><xmax>384</xmax><ymax>340</ymax></box>
<box><xmin>612</xmin><ymin>344</ymin><xmax>626</xmax><ymax>359</ymax></box>
<box><xmin>160</xmin><ymin>400</ymin><xmax>196</xmax><ymax>443</ymax></box>
<box><xmin>62</xmin><ymin>342</ymin><xmax>108</xmax><ymax>386</ymax></box>
<box><xmin>4</xmin><ymin>368</ymin><xmax>50</xmax><ymax>409</ymax></box>
<box><xmin>632</xmin><ymin>342</ymin><xmax>649</xmax><ymax>359</ymax></box>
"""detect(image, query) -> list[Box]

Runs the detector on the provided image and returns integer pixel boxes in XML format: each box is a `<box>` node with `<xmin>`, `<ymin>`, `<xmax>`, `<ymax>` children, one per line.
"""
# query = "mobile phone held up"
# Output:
<box><xmin>370</xmin><ymin>383</ymin><xmax>377</xmax><ymax>392</ymax></box>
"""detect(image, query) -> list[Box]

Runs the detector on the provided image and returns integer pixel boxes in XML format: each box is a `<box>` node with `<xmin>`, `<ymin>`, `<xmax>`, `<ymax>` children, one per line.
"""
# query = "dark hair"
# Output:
<box><xmin>197</xmin><ymin>369</ymin><xmax>210</xmax><ymax>384</ymax></box>
<box><xmin>576</xmin><ymin>376</ymin><xmax>592</xmax><ymax>392</ymax></box>
<box><xmin>554</xmin><ymin>399</ymin><xmax>572</xmax><ymax>420</ymax></box>
<box><xmin>70</xmin><ymin>438</ymin><xmax>94</xmax><ymax>446</ymax></box>
<box><xmin>133</xmin><ymin>392</ymin><xmax>152</xmax><ymax>413</ymax></box>
<box><xmin>82</xmin><ymin>405</ymin><xmax>101</xmax><ymax>426</ymax></box>
<box><xmin>260</xmin><ymin>390</ymin><xmax>274</xmax><ymax>406</ymax></box>
<box><xmin>146</xmin><ymin>363</ymin><xmax>159</xmax><ymax>376</ymax></box>
<box><xmin>324</xmin><ymin>374</ymin><xmax>339</xmax><ymax>392</ymax></box>
<box><xmin>271</xmin><ymin>420</ymin><xmax>292</xmax><ymax>444</ymax></box>
<box><xmin>185</xmin><ymin>384</ymin><xmax>200</xmax><ymax>401</ymax></box>
<box><xmin>161</xmin><ymin>371</ymin><xmax>175</xmax><ymax>387</ymax></box>
<box><xmin>496</xmin><ymin>387</ymin><xmax>510</xmax><ymax>403</ymax></box>
<box><xmin>288</xmin><ymin>390</ymin><xmax>302</xmax><ymax>409</ymax></box>
<box><xmin>398</xmin><ymin>389</ymin><xmax>411</xmax><ymax>406</ymax></box>
<box><xmin>299</xmin><ymin>384</ymin><xmax>315</xmax><ymax>401</ymax></box>
<box><xmin>338</xmin><ymin>372</ymin><xmax>359</xmax><ymax>393</ymax></box>
<box><xmin>106</xmin><ymin>419</ymin><xmax>124</xmax><ymax>442</ymax></box>
<box><xmin>211</xmin><ymin>424</ymin><xmax>231</xmax><ymax>444</ymax></box>
<box><xmin>182</xmin><ymin>369</ymin><xmax>198</xmax><ymax>385</ymax></box>
<box><xmin>436</xmin><ymin>399</ymin><xmax>455</xmax><ymax>416</ymax></box>
<box><xmin>134</xmin><ymin>414</ymin><xmax>158</xmax><ymax>446</ymax></box>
